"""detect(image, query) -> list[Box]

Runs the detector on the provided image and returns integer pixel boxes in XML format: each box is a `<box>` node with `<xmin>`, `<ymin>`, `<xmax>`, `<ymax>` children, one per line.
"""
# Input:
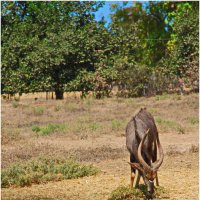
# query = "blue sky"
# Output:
<box><xmin>94</xmin><ymin>1</ymin><xmax>134</xmax><ymax>25</ymax></box>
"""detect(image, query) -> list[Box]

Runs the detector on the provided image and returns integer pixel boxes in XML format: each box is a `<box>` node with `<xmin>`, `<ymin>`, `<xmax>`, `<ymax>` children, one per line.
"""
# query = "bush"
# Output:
<box><xmin>2</xmin><ymin>158</ymin><xmax>99</xmax><ymax>188</ymax></box>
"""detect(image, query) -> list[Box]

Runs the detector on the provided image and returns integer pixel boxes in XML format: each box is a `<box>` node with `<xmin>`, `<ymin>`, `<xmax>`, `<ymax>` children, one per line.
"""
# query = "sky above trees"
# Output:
<box><xmin>94</xmin><ymin>1</ymin><xmax>133</xmax><ymax>25</ymax></box>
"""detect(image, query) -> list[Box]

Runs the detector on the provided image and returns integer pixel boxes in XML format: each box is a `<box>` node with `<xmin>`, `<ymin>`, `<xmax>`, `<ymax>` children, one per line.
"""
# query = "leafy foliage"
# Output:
<box><xmin>1</xmin><ymin>2</ymin><xmax>199</xmax><ymax>98</ymax></box>
<box><xmin>1</xmin><ymin>2</ymin><xmax>106</xmax><ymax>99</ymax></box>
<box><xmin>163</xmin><ymin>2</ymin><xmax>199</xmax><ymax>88</ymax></box>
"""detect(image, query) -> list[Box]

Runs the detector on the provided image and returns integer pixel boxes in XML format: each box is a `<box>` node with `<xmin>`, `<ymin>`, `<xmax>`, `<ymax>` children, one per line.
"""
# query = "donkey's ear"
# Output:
<box><xmin>128</xmin><ymin>162</ymin><xmax>143</xmax><ymax>172</ymax></box>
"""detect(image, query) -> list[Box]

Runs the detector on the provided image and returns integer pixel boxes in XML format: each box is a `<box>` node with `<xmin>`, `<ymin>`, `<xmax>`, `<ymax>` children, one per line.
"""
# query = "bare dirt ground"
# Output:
<box><xmin>1</xmin><ymin>93</ymin><xmax>199</xmax><ymax>200</ymax></box>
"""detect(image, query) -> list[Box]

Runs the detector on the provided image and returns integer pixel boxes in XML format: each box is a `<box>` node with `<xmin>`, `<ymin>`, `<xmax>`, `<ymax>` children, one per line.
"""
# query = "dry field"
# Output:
<box><xmin>1</xmin><ymin>93</ymin><xmax>199</xmax><ymax>200</ymax></box>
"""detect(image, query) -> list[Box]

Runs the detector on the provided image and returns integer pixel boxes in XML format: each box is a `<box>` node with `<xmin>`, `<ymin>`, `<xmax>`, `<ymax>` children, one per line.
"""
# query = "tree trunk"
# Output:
<box><xmin>55</xmin><ymin>89</ymin><xmax>64</xmax><ymax>100</ymax></box>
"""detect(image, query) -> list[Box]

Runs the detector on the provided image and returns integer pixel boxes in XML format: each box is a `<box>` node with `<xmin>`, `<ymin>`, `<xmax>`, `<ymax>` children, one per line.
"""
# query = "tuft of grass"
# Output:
<box><xmin>172</xmin><ymin>94</ymin><xmax>182</xmax><ymax>100</ymax></box>
<box><xmin>155</xmin><ymin>93</ymin><xmax>170</xmax><ymax>101</ymax></box>
<box><xmin>176</xmin><ymin>126</ymin><xmax>185</xmax><ymax>134</ymax></box>
<box><xmin>12</xmin><ymin>101</ymin><xmax>19</xmax><ymax>108</ymax></box>
<box><xmin>89</xmin><ymin>122</ymin><xmax>102</xmax><ymax>131</ymax></box>
<box><xmin>33</xmin><ymin>107</ymin><xmax>44</xmax><ymax>115</ymax></box>
<box><xmin>189</xmin><ymin>117</ymin><xmax>199</xmax><ymax>125</ymax></box>
<box><xmin>32</xmin><ymin>124</ymin><xmax>66</xmax><ymax>136</ymax></box>
<box><xmin>108</xmin><ymin>185</ymin><xmax>169</xmax><ymax>200</ymax></box>
<box><xmin>155</xmin><ymin>116</ymin><xmax>183</xmax><ymax>133</ymax></box>
<box><xmin>155</xmin><ymin>93</ymin><xmax>182</xmax><ymax>101</ymax></box>
<box><xmin>111</xmin><ymin>119</ymin><xmax>124</xmax><ymax>131</ymax></box>
<box><xmin>2</xmin><ymin>158</ymin><xmax>99</xmax><ymax>188</ymax></box>
<box><xmin>54</xmin><ymin>104</ymin><xmax>62</xmax><ymax>112</ymax></box>
<box><xmin>155</xmin><ymin>116</ymin><xmax>177</xmax><ymax>127</ymax></box>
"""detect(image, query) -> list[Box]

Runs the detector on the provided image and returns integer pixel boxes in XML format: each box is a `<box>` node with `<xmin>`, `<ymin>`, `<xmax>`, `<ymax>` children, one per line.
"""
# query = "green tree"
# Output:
<box><xmin>110</xmin><ymin>2</ymin><xmax>175</xmax><ymax>67</ymax></box>
<box><xmin>2</xmin><ymin>1</ymin><xmax>105</xmax><ymax>99</ymax></box>
<box><xmin>163</xmin><ymin>2</ymin><xmax>199</xmax><ymax>88</ymax></box>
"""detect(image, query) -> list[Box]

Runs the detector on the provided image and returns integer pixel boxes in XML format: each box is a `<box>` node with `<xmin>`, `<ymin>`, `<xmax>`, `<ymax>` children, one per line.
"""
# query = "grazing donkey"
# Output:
<box><xmin>126</xmin><ymin>108</ymin><xmax>164</xmax><ymax>196</ymax></box>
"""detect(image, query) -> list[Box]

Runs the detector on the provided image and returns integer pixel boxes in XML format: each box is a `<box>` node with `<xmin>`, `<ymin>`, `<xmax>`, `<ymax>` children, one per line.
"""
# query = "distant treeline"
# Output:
<box><xmin>2</xmin><ymin>2</ymin><xmax>199</xmax><ymax>99</ymax></box>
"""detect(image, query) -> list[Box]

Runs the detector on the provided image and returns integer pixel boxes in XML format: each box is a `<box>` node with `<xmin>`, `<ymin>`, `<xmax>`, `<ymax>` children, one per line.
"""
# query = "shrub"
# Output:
<box><xmin>2</xmin><ymin>158</ymin><xmax>99</xmax><ymax>188</ymax></box>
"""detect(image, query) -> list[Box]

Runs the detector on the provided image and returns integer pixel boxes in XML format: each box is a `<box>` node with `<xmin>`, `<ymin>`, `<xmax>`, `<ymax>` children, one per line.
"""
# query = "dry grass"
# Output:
<box><xmin>2</xmin><ymin>93</ymin><xmax>198</xmax><ymax>167</ymax></box>
<box><xmin>1</xmin><ymin>93</ymin><xmax>198</xmax><ymax>199</ymax></box>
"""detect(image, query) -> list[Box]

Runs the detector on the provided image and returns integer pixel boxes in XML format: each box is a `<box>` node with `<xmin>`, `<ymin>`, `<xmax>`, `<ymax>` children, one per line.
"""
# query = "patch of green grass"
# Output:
<box><xmin>189</xmin><ymin>117</ymin><xmax>199</xmax><ymax>125</ymax></box>
<box><xmin>155</xmin><ymin>93</ymin><xmax>170</xmax><ymax>101</ymax></box>
<box><xmin>111</xmin><ymin>119</ymin><xmax>124</xmax><ymax>131</ymax></box>
<box><xmin>172</xmin><ymin>94</ymin><xmax>182</xmax><ymax>100</ymax></box>
<box><xmin>155</xmin><ymin>116</ymin><xmax>185</xmax><ymax>134</ymax></box>
<box><xmin>32</xmin><ymin>125</ymin><xmax>41</xmax><ymax>133</ymax></box>
<box><xmin>156</xmin><ymin>116</ymin><xmax>178</xmax><ymax>129</ymax></box>
<box><xmin>155</xmin><ymin>117</ymin><xmax>177</xmax><ymax>127</ymax></box>
<box><xmin>32</xmin><ymin>124</ymin><xmax>66</xmax><ymax>136</ymax></box>
<box><xmin>126</xmin><ymin>98</ymin><xmax>135</xmax><ymax>104</ymax></box>
<box><xmin>33</xmin><ymin>106</ymin><xmax>44</xmax><ymax>115</ymax></box>
<box><xmin>155</xmin><ymin>93</ymin><xmax>182</xmax><ymax>101</ymax></box>
<box><xmin>89</xmin><ymin>122</ymin><xmax>102</xmax><ymax>131</ymax></box>
<box><xmin>2</xmin><ymin>158</ymin><xmax>99</xmax><ymax>188</ymax></box>
<box><xmin>108</xmin><ymin>185</ymin><xmax>169</xmax><ymax>200</ymax></box>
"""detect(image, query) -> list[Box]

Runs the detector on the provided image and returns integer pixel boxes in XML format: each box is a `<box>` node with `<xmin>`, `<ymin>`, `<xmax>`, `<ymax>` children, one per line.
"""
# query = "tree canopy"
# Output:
<box><xmin>1</xmin><ymin>1</ymin><xmax>199</xmax><ymax>99</ymax></box>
